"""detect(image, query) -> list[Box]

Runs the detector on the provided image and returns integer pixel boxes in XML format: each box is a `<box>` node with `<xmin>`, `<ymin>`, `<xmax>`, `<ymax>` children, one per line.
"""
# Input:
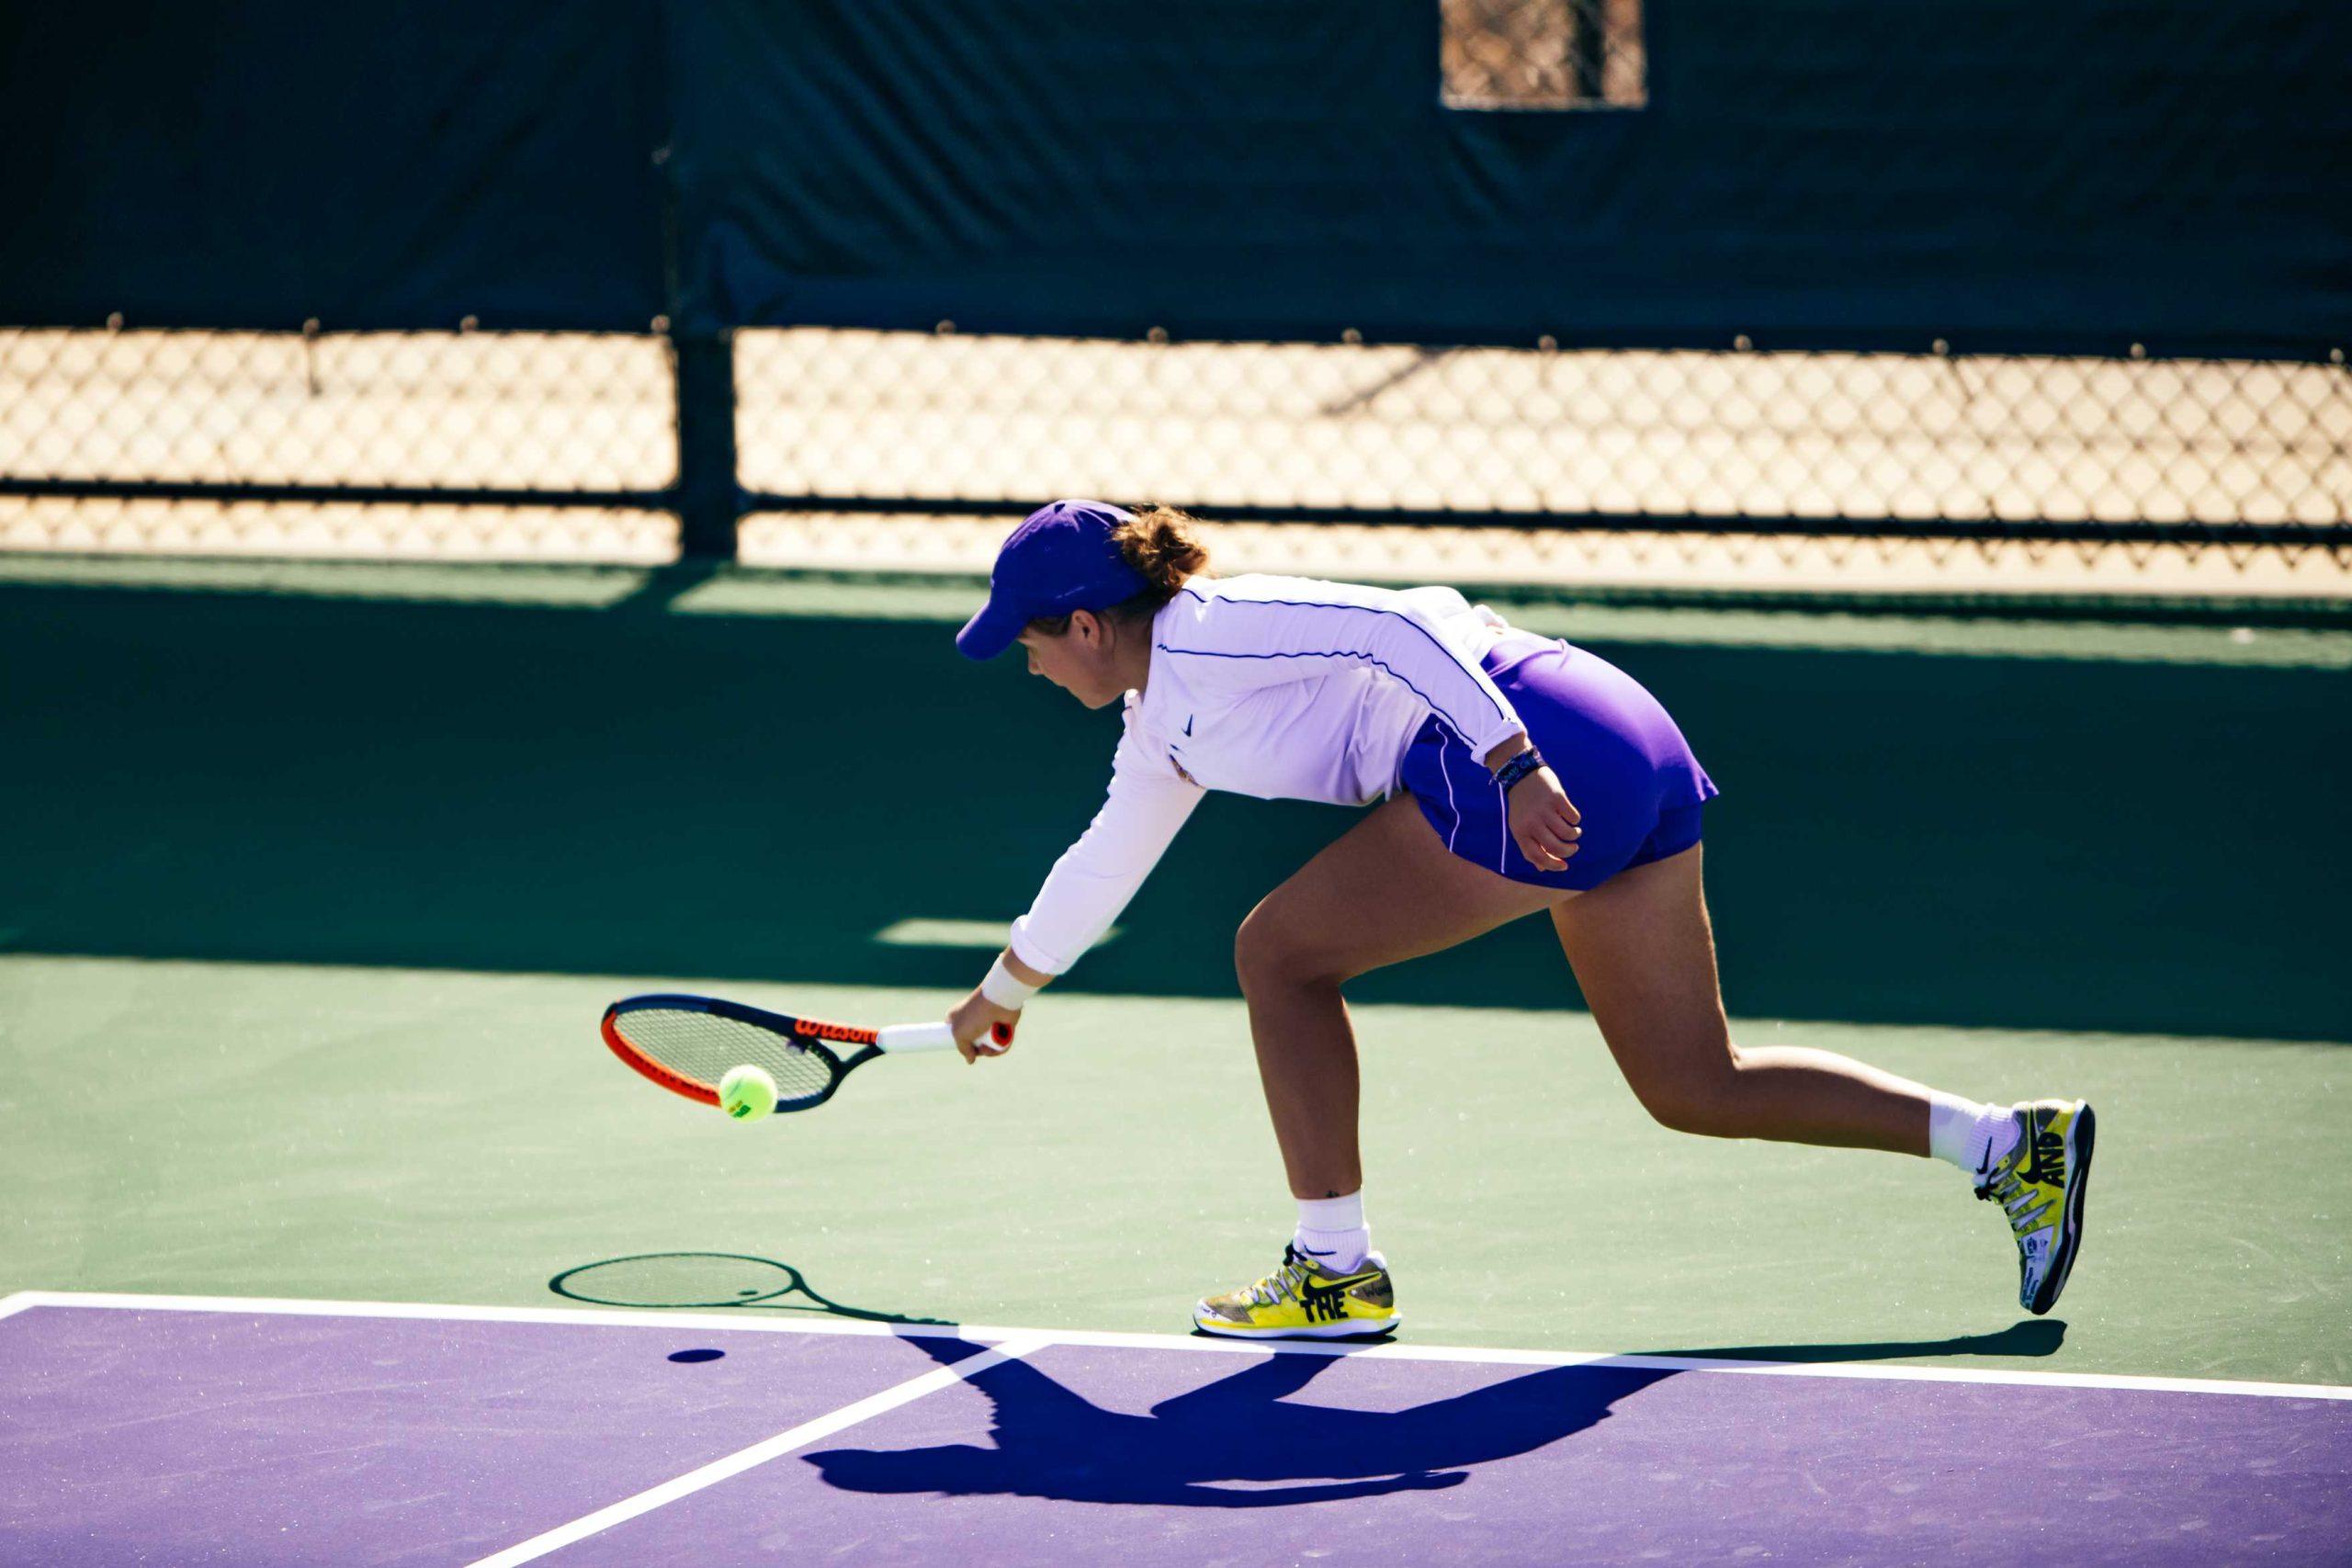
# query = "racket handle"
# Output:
<box><xmin>876</xmin><ymin>1020</ymin><xmax>1016</xmax><ymax>1055</ymax></box>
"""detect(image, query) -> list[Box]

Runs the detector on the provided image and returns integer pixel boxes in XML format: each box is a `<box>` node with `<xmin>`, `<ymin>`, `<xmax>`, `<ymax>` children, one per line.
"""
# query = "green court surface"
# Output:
<box><xmin>2</xmin><ymin>560</ymin><xmax>2346</xmax><ymax>1388</ymax></box>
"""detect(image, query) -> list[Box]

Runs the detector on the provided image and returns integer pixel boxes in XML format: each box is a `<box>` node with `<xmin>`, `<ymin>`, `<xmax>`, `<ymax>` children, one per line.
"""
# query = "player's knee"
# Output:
<box><xmin>1626</xmin><ymin>1052</ymin><xmax>1748</xmax><ymax>1137</ymax></box>
<box><xmin>1634</xmin><ymin>1082</ymin><xmax>1730</xmax><ymax>1136</ymax></box>
<box><xmin>1234</xmin><ymin>906</ymin><xmax>1343</xmax><ymax>995</ymax></box>
<box><xmin>1233</xmin><ymin>910</ymin><xmax>1295</xmax><ymax>993</ymax></box>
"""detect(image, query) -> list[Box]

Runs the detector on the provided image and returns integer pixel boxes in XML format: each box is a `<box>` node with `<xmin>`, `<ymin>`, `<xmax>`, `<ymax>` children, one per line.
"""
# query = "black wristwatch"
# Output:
<box><xmin>1494</xmin><ymin>746</ymin><xmax>1546</xmax><ymax>793</ymax></box>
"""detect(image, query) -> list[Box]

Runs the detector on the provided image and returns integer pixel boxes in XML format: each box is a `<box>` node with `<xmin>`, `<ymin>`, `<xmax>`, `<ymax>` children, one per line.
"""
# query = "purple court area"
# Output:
<box><xmin>0</xmin><ymin>1305</ymin><xmax>985</xmax><ymax>1566</ymax></box>
<box><xmin>5</xmin><ymin>1303</ymin><xmax>2350</xmax><ymax>1567</ymax></box>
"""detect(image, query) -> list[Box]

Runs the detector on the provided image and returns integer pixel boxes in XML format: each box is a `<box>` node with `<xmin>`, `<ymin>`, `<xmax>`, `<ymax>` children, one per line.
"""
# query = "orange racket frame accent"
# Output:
<box><xmin>602</xmin><ymin>993</ymin><xmax>1012</xmax><ymax>1116</ymax></box>
<box><xmin>600</xmin><ymin>994</ymin><xmax>880</xmax><ymax>1108</ymax></box>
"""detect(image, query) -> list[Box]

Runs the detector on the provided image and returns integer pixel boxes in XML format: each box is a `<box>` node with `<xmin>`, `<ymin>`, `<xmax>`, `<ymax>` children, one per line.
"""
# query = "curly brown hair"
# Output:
<box><xmin>1026</xmin><ymin>504</ymin><xmax>1211</xmax><ymax>637</ymax></box>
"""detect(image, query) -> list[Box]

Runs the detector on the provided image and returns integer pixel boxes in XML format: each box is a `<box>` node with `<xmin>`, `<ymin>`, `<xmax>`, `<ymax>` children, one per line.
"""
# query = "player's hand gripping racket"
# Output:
<box><xmin>601</xmin><ymin>993</ymin><xmax>1015</xmax><ymax>1116</ymax></box>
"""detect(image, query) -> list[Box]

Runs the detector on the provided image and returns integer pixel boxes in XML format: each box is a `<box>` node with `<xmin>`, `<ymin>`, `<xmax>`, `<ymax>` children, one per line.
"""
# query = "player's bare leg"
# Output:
<box><xmin>1548</xmin><ymin>843</ymin><xmax>1933</xmax><ymax>1153</ymax></box>
<box><xmin>1201</xmin><ymin>793</ymin><xmax>1570</xmax><ymax>1337</ymax></box>
<box><xmin>1551</xmin><ymin>842</ymin><xmax>2097</xmax><ymax>1312</ymax></box>
<box><xmin>1234</xmin><ymin>793</ymin><xmax>1572</xmax><ymax>1201</ymax></box>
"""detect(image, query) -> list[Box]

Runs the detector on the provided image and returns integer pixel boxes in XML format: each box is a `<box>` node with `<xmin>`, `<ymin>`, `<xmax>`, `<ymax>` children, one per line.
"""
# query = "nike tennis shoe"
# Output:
<box><xmin>1193</xmin><ymin>1244</ymin><xmax>1399</xmax><ymax>1339</ymax></box>
<box><xmin>1976</xmin><ymin>1099</ymin><xmax>2096</xmax><ymax>1314</ymax></box>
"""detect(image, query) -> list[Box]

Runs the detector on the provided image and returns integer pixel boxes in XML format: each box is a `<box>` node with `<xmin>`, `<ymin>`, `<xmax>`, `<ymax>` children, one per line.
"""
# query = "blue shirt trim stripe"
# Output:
<box><xmin>1162</xmin><ymin>588</ymin><xmax>1513</xmax><ymax>734</ymax></box>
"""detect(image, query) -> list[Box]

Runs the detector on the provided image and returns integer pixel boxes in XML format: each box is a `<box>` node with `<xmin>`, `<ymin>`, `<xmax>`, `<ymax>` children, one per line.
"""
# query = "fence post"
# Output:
<box><xmin>672</xmin><ymin>328</ymin><xmax>741</xmax><ymax>560</ymax></box>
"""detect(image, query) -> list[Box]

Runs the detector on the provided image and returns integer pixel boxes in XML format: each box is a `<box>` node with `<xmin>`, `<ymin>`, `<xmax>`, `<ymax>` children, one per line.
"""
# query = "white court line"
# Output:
<box><xmin>462</xmin><ymin>1335</ymin><xmax>1052</xmax><ymax>1568</ymax></box>
<box><xmin>5</xmin><ymin>1288</ymin><xmax>2347</xmax><ymax>1403</ymax></box>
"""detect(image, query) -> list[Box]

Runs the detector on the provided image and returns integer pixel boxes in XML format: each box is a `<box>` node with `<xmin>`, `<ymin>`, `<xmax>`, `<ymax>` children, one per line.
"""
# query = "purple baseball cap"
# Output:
<box><xmin>955</xmin><ymin>500</ymin><xmax>1149</xmax><ymax>660</ymax></box>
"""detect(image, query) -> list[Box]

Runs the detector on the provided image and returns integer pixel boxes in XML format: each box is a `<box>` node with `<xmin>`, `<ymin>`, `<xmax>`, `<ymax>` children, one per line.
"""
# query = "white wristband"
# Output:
<box><xmin>980</xmin><ymin>954</ymin><xmax>1042</xmax><ymax>1010</ymax></box>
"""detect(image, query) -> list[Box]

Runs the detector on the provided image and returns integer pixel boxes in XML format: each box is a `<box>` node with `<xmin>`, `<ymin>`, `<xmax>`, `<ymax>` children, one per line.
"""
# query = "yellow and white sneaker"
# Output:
<box><xmin>1977</xmin><ymin>1100</ymin><xmax>2097</xmax><ymax>1315</ymax></box>
<box><xmin>1193</xmin><ymin>1244</ymin><xmax>1400</xmax><ymax>1339</ymax></box>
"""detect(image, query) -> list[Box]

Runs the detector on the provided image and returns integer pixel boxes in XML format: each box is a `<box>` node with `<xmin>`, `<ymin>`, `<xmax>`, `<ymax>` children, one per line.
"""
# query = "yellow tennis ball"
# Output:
<box><xmin>718</xmin><ymin>1065</ymin><xmax>776</xmax><ymax>1122</ymax></box>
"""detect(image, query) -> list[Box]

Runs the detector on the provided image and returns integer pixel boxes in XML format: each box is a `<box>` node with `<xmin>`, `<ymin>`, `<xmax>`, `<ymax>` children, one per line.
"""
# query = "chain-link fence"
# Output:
<box><xmin>736</xmin><ymin>330</ymin><xmax>2352</xmax><ymax>526</ymax></box>
<box><xmin>735</xmin><ymin>329</ymin><xmax>2351</xmax><ymax>601</ymax></box>
<box><xmin>5</xmin><ymin>321</ymin><xmax>2348</xmax><ymax>602</ymax></box>
<box><xmin>0</xmin><ymin>324</ymin><xmax>678</xmax><ymax>561</ymax></box>
<box><xmin>1441</xmin><ymin>0</ymin><xmax>1646</xmax><ymax>109</ymax></box>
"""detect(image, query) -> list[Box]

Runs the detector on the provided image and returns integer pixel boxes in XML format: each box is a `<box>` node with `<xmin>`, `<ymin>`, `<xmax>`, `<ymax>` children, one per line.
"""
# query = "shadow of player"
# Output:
<box><xmin>1630</xmin><ymin>1318</ymin><xmax>2065</xmax><ymax>1365</ymax></box>
<box><xmin>803</xmin><ymin>1336</ymin><xmax>1679</xmax><ymax>1508</ymax></box>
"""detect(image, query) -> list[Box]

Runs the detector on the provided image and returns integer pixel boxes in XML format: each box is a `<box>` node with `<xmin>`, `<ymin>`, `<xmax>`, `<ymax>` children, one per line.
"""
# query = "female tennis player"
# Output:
<box><xmin>945</xmin><ymin>500</ymin><xmax>2094</xmax><ymax>1339</ymax></box>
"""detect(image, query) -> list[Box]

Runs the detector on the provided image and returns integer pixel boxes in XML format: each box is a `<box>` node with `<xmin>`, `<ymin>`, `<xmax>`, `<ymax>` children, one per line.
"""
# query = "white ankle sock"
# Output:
<box><xmin>1928</xmin><ymin>1094</ymin><xmax>2020</xmax><ymax>1179</ymax></box>
<box><xmin>1294</xmin><ymin>1191</ymin><xmax>1370</xmax><ymax>1272</ymax></box>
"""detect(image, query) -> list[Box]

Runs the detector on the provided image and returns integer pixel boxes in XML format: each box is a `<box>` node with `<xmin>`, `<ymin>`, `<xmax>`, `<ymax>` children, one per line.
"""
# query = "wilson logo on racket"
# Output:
<box><xmin>601</xmin><ymin>993</ymin><xmax>1013</xmax><ymax>1117</ymax></box>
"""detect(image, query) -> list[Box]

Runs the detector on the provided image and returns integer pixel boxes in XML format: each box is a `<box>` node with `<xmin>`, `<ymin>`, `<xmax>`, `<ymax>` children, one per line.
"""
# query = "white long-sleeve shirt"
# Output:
<box><xmin>1006</xmin><ymin>573</ymin><xmax>1529</xmax><ymax>976</ymax></box>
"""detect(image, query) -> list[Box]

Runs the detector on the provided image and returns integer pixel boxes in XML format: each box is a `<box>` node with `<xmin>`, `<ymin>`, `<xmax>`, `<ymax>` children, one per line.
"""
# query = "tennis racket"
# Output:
<box><xmin>601</xmin><ymin>993</ymin><xmax>1015</xmax><ymax>1116</ymax></box>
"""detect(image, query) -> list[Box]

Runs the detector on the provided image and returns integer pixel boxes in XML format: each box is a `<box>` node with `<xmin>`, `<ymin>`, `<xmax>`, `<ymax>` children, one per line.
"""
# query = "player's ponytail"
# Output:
<box><xmin>1110</xmin><ymin>505</ymin><xmax>1211</xmax><ymax>609</ymax></box>
<box><xmin>1025</xmin><ymin>502</ymin><xmax>1209</xmax><ymax>639</ymax></box>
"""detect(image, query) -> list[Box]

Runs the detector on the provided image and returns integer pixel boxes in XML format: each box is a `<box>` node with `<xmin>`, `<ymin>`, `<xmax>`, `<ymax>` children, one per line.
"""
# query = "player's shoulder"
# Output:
<box><xmin>1177</xmin><ymin>572</ymin><xmax>1391</xmax><ymax>613</ymax></box>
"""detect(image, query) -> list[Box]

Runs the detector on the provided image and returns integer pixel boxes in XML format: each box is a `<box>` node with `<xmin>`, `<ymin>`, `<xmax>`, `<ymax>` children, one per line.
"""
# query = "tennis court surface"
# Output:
<box><xmin>4</xmin><ymin>564</ymin><xmax>2347</xmax><ymax>1563</ymax></box>
<box><xmin>7</xmin><ymin>1292</ymin><xmax>2349</xmax><ymax>1566</ymax></box>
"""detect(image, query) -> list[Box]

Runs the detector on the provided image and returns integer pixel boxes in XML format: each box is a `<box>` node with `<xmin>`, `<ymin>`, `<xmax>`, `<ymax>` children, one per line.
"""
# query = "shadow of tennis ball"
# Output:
<box><xmin>550</xmin><ymin>1251</ymin><xmax>807</xmax><ymax>1309</ymax></box>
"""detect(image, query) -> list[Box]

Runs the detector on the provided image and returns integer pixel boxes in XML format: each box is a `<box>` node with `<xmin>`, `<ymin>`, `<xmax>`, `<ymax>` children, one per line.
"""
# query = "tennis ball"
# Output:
<box><xmin>718</xmin><ymin>1065</ymin><xmax>777</xmax><ymax>1122</ymax></box>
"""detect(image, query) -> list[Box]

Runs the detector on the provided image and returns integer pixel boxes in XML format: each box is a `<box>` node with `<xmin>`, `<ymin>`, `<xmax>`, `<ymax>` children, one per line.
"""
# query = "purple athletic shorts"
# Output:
<box><xmin>1398</xmin><ymin>632</ymin><xmax>1718</xmax><ymax>892</ymax></box>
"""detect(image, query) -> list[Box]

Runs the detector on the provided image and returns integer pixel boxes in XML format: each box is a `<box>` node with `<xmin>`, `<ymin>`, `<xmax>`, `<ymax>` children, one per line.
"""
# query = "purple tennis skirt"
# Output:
<box><xmin>1398</xmin><ymin>632</ymin><xmax>1718</xmax><ymax>892</ymax></box>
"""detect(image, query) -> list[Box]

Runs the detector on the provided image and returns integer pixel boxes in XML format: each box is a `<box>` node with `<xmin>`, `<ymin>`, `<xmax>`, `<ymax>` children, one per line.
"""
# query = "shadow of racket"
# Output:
<box><xmin>548</xmin><ymin>1251</ymin><xmax>953</xmax><ymax>1325</ymax></box>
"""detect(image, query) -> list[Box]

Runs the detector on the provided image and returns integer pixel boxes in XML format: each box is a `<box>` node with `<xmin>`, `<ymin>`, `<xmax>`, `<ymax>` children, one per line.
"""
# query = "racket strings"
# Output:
<box><xmin>613</xmin><ymin>1008</ymin><xmax>839</xmax><ymax>1107</ymax></box>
